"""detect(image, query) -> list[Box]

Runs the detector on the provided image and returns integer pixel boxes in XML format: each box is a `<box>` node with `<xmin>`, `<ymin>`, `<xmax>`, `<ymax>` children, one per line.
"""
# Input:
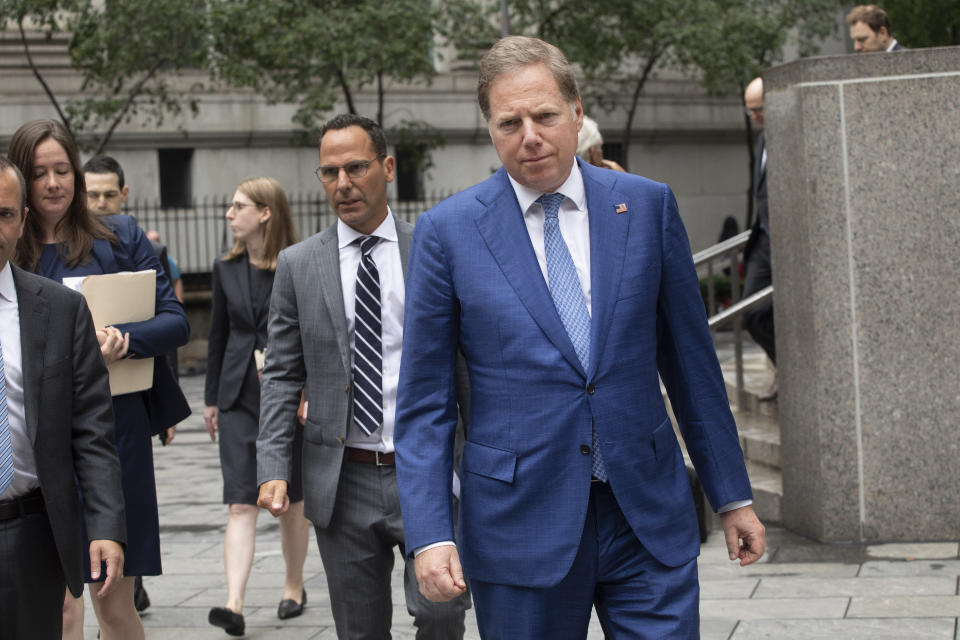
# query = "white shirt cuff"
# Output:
<box><xmin>413</xmin><ymin>541</ymin><xmax>456</xmax><ymax>557</ymax></box>
<box><xmin>718</xmin><ymin>499</ymin><xmax>753</xmax><ymax>513</ymax></box>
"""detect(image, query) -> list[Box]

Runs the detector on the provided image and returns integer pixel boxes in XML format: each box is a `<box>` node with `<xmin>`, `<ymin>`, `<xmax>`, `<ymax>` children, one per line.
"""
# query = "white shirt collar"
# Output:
<box><xmin>507</xmin><ymin>161</ymin><xmax>587</xmax><ymax>214</ymax></box>
<box><xmin>886</xmin><ymin>39</ymin><xmax>899</xmax><ymax>52</ymax></box>
<box><xmin>337</xmin><ymin>207</ymin><xmax>398</xmax><ymax>249</ymax></box>
<box><xmin>0</xmin><ymin>261</ymin><xmax>15</xmax><ymax>304</ymax></box>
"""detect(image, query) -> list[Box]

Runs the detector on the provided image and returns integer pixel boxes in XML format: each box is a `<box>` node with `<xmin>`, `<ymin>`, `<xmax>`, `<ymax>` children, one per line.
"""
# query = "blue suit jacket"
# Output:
<box><xmin>395</xmin><ymin>160</ymin><xmax>752</xmax><ymax>588</ymax></box>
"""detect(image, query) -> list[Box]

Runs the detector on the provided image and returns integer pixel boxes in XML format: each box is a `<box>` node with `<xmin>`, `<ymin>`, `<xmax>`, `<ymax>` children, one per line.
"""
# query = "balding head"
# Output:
<box><xmin>744</xmin><ymin>77</ymin><xmax>764</xmax><ymax>129</ymax></box>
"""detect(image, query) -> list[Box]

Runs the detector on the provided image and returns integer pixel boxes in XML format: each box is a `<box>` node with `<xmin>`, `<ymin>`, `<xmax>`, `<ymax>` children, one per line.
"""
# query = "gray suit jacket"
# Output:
<box><xmin>12</xmin><ymin>265</ymin><xmax>125</xmax><ymax>596</ymax></box>
<box><xmin>257</xmin><ymin>215</ymin><xmax>413</xmax><ymax>527</ymax></box>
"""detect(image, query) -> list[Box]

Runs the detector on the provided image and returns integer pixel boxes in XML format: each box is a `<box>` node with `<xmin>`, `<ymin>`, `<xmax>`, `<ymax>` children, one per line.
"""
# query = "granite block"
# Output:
<box><xmin>764</xmin><ymin>46</ymin><xmax>960</xmax><ymax>542</ymax></box>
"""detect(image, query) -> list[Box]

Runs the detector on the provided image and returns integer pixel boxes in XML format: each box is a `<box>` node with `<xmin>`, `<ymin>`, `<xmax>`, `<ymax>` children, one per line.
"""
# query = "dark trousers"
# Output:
<box><xmin>314</xmin><ymin>459</ymin><xmax>471</xmax><ymax>640</ymax></box>
<box><xmin>0</xmin><ymin>509</ymin><xmax>67</xmax><ymax>639</ymax></box>
<box><xmin>743</xmin><ymin>233</ymin><xmax>776</xmax><ymax>364</ymax></box>
<box><xmin>471</xmin><ymin>482</ymin><xmax>700</xmax><ymax>639</ymax></box>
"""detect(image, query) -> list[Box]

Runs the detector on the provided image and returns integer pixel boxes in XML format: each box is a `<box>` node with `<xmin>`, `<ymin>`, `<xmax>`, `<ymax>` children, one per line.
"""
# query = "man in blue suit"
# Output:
<box><xmin>395</xmin><ymin>36</ymin><xmax>765</xmax><ymax>638</ymax></box>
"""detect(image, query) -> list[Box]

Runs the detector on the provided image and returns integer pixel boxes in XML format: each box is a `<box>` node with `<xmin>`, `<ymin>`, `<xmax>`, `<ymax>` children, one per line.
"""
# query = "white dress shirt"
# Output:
<box><xmin>337</xmin><ymin>210</ymin><xmax>404</xmax><ymax>453</ymax></box>
<box><xmin>0</xmin><ymin>262</ymin><xmax>39</xmax><ymax>498</ymax></box>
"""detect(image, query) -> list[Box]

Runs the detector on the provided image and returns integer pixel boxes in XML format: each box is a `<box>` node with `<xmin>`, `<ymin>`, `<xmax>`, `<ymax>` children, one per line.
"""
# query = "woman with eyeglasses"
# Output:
<box><xmin>8</xmin><ymin>119</ymin><xmax>189</xmax><ymax>640</ymax></box>
<box><xmin>204</xmin><ymin>177</ymin><xmax>311</xmax><ymax>636</ymax></box>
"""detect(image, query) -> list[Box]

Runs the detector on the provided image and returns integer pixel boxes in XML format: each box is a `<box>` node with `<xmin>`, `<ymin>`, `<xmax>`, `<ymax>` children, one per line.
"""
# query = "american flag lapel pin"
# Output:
<box><xmin>615</xmin><ymin>203</ymin><xmax>627</xmax><ymax>214</ymax></box>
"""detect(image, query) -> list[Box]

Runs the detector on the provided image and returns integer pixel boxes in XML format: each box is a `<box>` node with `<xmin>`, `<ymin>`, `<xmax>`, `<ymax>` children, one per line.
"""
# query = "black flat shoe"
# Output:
<box><xmin>133</xmin><ymin>576</ymin><xmax>150</xmax><ymax>612</ymax></box>
<box><xmin>277</xmin><ymin>588</ymin><xmax>307</xmax><ymax>620</ymax></box>
<box><xmin>209</xmin><ymin>606</ymin><xmax>245</xmax><ymax>636</ymax></box>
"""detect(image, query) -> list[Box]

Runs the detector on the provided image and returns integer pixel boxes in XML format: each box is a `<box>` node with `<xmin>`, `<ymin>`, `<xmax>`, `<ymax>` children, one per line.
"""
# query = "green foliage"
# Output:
<box><xmin>881</xmin><ymin>0</ymin><xmax>960</xmax><ymax>48</ymax></box>
<box><xmin>208</xmin><ymin>0</ymin><xmax>438</xmax><ymax>132</ymax></box>
<box><xmin>2</xmin><ymin>0</ymin><xmax>208</xmax><ymax>154</ymax></box>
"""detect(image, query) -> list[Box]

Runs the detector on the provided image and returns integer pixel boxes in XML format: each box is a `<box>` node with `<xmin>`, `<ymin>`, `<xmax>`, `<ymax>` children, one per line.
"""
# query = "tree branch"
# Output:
<box><xmin>335</xmin><ymin>66</ymin><xmax>356</xmax><ymax>114</ymax></box>
<box><xmin>18</xmin><ymin>17</ymin><xmax>74</xmax><ymax>136</ymax></box>
<box><xmin>621</xmin><ymin>47</ymin><xmax>663</xmax><ymax>172</ymax></box>
<box><xmin>94</xmin><ymin>58</ymin><xmax>165</xmax><ymax>155</ymax></box>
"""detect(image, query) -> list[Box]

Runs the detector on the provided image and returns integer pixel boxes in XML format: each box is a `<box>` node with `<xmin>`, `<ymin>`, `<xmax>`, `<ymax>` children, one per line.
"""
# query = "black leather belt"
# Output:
<box><xmin>345</xmin><ymin>447</ymin><xmax>395</xmax><ymax>466</ymax></box>
<box><xmin>0</xmin><ymin>488</ymin><xmax>45</xmax><ymax>521</ymax></box>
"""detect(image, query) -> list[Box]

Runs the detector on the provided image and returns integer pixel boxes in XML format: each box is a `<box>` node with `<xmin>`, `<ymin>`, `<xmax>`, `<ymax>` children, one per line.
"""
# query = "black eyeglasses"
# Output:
<box><xmin>315</xmin><ymin>155</ymin><xmax>385</xmax><ymax>183</ymax></box>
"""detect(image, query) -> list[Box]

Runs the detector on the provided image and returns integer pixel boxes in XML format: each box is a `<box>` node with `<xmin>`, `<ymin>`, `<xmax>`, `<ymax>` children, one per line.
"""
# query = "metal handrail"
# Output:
<box><xmin>693</xmin><ymin>230</ymin><xmax>751</xmax><ymax>267</ymax></box>
<box><xmin>691</xmin><ymin>230</ymin><xmax>772</xmax><ymax>411</ymax></box>
<box><xmin>709</xmin><ymin>286</ymin><xmax>773</xmax><ymax>329</ymax></box>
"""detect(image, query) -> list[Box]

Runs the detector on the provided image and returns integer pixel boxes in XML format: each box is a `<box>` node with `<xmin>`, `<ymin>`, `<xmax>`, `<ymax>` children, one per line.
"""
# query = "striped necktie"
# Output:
<box><xmin>537</xmin><ymin>193</ymin><xmax>607</xmax><ymax>482</ymax></box>
<box><xmin>0</xmin><ymin>340</ymin><xmax>13</xmax><ymax>495</ymax></box>
<box><xmin>352</xmin><ymin>236</ymin><xmax>383</xmax><ymax>437</ymax></box>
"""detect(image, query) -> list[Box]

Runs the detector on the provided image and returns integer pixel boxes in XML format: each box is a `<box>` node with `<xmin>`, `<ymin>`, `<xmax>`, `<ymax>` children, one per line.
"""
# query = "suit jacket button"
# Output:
<box><xmin>344</xmin><ymin>384</ymin><xmax>349</xmax><ymax>392</ymax></box>
<box><xmin>580</xmin><ymin>444</ymin><xmax>591</xmax><ymax>455</ymax></box>
<box><xmin>586</xmin><ymin>384</ymin><xmax>595</xmax><ymax>395</ymax></box>
<box><xmin>337</xmin><ymin>436</ymin><xmax>345</xmax><ymax>444</ymax></box>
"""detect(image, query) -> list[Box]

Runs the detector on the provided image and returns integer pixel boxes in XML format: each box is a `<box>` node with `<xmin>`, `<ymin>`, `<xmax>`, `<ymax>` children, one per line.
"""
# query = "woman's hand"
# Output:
<box><xmin>203</xmin><ymin>405</ymin><xmax>219</xmax><ymax>441</ymax></box>
<box><xmin>96</xmin><ymin>326</ymin><xmax>130</xmax><ymax>366</ymax></box>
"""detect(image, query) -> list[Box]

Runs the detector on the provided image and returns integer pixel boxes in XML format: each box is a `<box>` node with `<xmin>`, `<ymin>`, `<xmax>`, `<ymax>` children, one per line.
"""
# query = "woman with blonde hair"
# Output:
<box><xmin>204</xmin><ymin>177</ymin><xmax>310</xmax><ymax>636</ymax></box>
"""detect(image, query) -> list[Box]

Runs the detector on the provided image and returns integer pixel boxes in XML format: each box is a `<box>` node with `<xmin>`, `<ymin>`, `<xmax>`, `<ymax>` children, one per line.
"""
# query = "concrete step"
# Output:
<box><xmin>745</xmin><ymin>459</ymin><xmax>782</xmax><ymax>524</ymax></box>
<box><xmin>736</xmin><ymin>409</ymin><xmax>781</xmax><ymax>470</ymax></box>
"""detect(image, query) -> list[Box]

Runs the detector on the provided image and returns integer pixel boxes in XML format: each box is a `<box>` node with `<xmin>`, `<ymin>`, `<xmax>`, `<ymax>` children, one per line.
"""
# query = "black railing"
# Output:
<box><xmin>125</xmin><ymin>192</ymin><xmax>454</xmax><ymax>277</ymax></box>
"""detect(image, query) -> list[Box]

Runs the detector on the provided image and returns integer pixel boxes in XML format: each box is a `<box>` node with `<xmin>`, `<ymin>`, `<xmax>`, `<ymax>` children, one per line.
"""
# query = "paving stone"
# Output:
<box><xmin>847</xmin><ymin>596</ymin><xmax>960</xmax><ymax>618</ymax></box>
<box><xmin>700</xmin><ymin>561</ymin><xmax>861</xmax><ymax>580</ymax></box>
<box><xmin>730</xmin><ymin>618</ymin><xmax>957</xmax><ymax>639</ymax></box>
<box><xmin>866</xmin><ymin>543</ymin><xmax>960</xmax><ymax>560</ymax></box>
<box><xmin>753</xmin><ymin>576</ymin><xmax>957</xmax><ymax>598</ymax></box>
<box><xmin>700</xmin><ymin>597</ymin><xmax>849</xmax><ymax>620</ymax></box>
<box><xmin>701</xmin><ymin>578</ymin><xmax>762</xmax><ymax>599</ymax></box>
<box><xmin>859</xmin><ymin>560</ymin><xmax>960</xmax><ymax>577</ymax></box>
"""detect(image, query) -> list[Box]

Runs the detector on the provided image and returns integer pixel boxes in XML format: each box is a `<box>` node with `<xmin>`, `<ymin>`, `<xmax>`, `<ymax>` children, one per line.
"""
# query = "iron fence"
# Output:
<box><xmin>125</xmin><ymin>192</ymin><xmax>454</xmax><ymax>280</ymax></box>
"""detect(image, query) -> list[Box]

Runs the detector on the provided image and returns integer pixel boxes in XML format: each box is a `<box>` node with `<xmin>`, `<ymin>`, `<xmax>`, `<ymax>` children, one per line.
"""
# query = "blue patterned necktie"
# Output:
<box><xmin>352</xmin><ymin>236</ymin><xmax>383</xmax><ymax>437</ymax></box>
<box><xmin>0</xmin><ymin>340</ymin><xmax>13</xmax><ymax>495</ymax></box>
<box><xmin>537</xmin><ymin>193</ymin><xmax>607</xmax><ymax>482</ymax></box>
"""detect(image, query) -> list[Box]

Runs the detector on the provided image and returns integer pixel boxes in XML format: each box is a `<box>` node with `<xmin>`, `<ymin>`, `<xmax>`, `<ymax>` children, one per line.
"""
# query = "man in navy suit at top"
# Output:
<box><xmin>395</xmin><ymin>36</ymin><xmax>766</xmax><ymax>638</ymax></box>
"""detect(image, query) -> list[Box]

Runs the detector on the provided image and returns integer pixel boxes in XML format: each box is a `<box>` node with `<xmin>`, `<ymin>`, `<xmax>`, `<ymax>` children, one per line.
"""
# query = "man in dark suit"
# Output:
<box><xmin>395</xmin><ymin>36</ymin><xmax>765</xmax><ymax>639</ymax></box>
<box><xmin>256</xmin><ymin>114</ymin><xmax>469</xmax><ymax>639</ymax></box>
<box><xmin>847</xmin><ymin>5</ymin><xmax>907</xmax><ymax>52</ymax></box>
<box><xmin>742</xmin><ymin>76</ymin><xmax>778</xmax><ymax>400</ymax></box>
<box><xmin>0</xmin><ymin>156</ymin><xmax>126</xmax><ymax>638</ymax></box>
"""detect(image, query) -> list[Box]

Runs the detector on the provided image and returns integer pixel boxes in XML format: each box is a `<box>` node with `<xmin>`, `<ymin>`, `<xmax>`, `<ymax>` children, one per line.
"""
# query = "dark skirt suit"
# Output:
<box><xmin>35</xmin><ymin>214</ymin><xmax>190</xmax><ymax>579</ymax></box>
<box><xmin>205</xmin><ymin>253</ymin><xmax>303</xmax><ymax>505</ymax></box>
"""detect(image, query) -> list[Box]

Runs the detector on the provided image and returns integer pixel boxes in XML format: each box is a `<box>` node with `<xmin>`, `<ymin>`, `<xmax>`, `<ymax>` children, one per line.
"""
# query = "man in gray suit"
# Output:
<box><xmin>257</xmin><ymin>114</ymin><xmax>470</xmax><ymax>639</ymax></box>
<box><xmin>0</xmin><ymin>156</ymin><xmax>125</xmax><ymax>637</ymax></box>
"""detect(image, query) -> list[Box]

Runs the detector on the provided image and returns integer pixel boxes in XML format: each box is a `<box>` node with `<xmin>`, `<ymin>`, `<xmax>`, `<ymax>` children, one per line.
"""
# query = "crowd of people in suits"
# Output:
<box><xmin>0</xmin><ymin>5</ymin><xmax>908</xmax><ymax>638</ymax></box>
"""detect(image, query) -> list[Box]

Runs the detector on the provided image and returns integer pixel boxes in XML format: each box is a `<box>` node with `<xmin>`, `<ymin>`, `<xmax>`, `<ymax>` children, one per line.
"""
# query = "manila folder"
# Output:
<box><xmin>81</xmin><ymin>270</ymin><xmax>156</xmax><ymax>396</ymax></box>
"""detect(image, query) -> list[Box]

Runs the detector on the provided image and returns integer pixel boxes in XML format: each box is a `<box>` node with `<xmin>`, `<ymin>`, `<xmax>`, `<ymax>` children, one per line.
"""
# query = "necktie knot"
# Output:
<box><xmin>356</xmin><ymin>235</ymin><xmax>380</xmax><ymax>256</ymax></box>
<box><xmin>536</xmin><ymin>193</ymin><xmax>565</xmax><ymax>220</ymax></box>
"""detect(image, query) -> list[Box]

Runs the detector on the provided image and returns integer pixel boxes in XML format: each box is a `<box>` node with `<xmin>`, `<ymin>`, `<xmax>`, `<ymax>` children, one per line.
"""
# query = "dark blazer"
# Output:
<box><xmin>205</xmin><ymin>253</ymin><xmax>264</xmax><ymax>411</ymax></box>
<box><xmin>395</xmin><ymin>160</ymin><xmax>752</xmax><ymax>588</ymax></box>
<box><xmin>744</xmin><ymin>130</ymin><xmax>769</xmax><ymax>263</ymax></box>
<box><xmin>12</xmin><ymin>264</ymin><xmax>126</xmax><ymax>597</ymax></box>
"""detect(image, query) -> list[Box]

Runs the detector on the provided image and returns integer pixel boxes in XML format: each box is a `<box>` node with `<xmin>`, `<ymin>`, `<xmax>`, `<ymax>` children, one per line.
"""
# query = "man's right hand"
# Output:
<box><xmin>257</xmin><ymin>480</ymin><xmax>290</xmax><ymax>517</ymax></box>
<box><xmin>203</xmin><ymin>405</ymin><xmax>218</xmax><ymax>441</ymax></box>
<box><xmin>414</xmin><ymin>545</ymin><xmax>467</xmax><ymax>602</ymax></box>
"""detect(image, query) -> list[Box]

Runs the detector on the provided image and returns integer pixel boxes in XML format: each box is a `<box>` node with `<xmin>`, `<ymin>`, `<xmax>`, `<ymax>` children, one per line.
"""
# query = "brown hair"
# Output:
<box><xmin>477</xmin><ymin>35</ymin><xmax>579</xmax><ymax>121</ymax></box>
<box><xmin>222</xmin><ymin>177</ymin><xmax>298</xmax><ymax>271</ymax></box>
<box><xmin>845</xmin><ymin>5</ymin><xmax>891</xmax><ymax>33</ymax></box>
<box><xmin>7</xmin><ymin>120</ymin><xmax>115</xmax><ymax>269</ymax></box>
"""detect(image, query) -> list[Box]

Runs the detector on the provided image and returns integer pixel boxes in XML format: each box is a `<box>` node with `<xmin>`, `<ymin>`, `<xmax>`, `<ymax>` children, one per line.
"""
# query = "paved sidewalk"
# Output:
<box><xmin>80</xmin><ymin>374</ymin><xmax>960</xmax><ymax>639</ymax></box>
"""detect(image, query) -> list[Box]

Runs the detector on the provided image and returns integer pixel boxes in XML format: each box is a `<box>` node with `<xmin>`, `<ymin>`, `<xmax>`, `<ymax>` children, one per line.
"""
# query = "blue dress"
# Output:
<box><xmin>35</xmin><ymin>215</ymin><xmax>190</xmax><ymax>579</ymax></box>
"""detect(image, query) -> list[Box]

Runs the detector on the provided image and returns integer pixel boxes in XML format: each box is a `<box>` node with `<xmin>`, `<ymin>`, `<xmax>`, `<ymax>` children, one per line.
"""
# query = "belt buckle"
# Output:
<box><xmin>375</xmin><ymin>451</ymin><xmax>386</xmax><ymax>466</ymax></box>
